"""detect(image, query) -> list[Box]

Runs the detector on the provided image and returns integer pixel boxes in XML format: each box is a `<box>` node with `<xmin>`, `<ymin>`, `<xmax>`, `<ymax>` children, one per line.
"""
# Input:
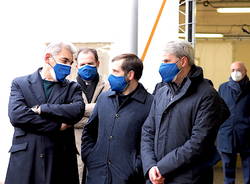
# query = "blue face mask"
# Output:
<box><xmin>53</xmin><ymin>63</ymin><xmax>71</xmax><ymax>82</ymax></box>
<box><xmin>108</xmin><ymin>74</ymin><xmax>128</xmax><ymax>92</ymax></box>
<box><xmin>159</xmin><ymin>62</ymin><xmax>180</xmax><ymax>83</ymax></box>
<box><xmin>78</xmin><ymin>65</ymin><xmax>97</xmax><ymax>81</ymax></box>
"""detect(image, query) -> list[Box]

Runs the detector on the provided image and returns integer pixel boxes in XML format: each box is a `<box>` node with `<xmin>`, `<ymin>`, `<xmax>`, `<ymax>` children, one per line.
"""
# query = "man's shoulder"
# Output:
<box><xmin>154</xmin><ymin>84</ymin><xmax>170</xmax><ymax>98</ymax></box>
<box><xmin>219</xmin><ymin>81</ymin><xmax>230</xmax><ymax>87</ymax></box>
<box><xmin>96</xmin><ymin>89</ymin><xmax>112</xmax><ymax>99</ymax></box>
<box><xmin>218</xmin><ymin>81</ymin><xmax>230</xmax><ymax>91</ymax></box>
<box><xmin>197</xmin><ymin>79</ymin><xmax>218</xmax><ymax>96</ymax></box>
<box><xmin>12</xmin><ymin>70</ymin><xmax>37</xmax><ymax>84</ymax></box>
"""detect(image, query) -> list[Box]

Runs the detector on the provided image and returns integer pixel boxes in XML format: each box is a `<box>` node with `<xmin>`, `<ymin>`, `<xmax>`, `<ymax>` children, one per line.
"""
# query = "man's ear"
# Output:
<box><xmin>127</xmin><ymin>70</ymin><xmax>135</xmax><ymax>80</ymax></box>
<box><xmin>181</xmin><ymin>56</ymin><xmax>189</xmax><ymax>67</ymax></box>
<box><xmin>44</xmin><ymin>53</ymin><xmax>51</xmax><ymax>64</ymax></box>
<box><xmin>96</xmin><ymin>60</ymin><xmax>100</xmax><ymax>68</ymax></box>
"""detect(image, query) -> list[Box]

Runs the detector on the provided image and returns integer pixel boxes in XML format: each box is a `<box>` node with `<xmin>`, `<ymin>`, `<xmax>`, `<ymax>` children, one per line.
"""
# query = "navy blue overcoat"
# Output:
<box><xmin>217</xmin><ymin>77</ymin><xmax>250</xmax><ymax>153</ymax></box>
<box><xmin>81</xmin><ymin>84</ymin><xmax>153</xmax><ymax>184</ymax></box>
<box><xmin>5</xmin><ymin>68</ymin><xmax>85</xmax><ymax>184</ymax></box>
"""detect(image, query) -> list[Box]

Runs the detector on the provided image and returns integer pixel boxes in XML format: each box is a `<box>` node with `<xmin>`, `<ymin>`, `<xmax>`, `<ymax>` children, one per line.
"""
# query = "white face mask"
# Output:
<box><xmin>231</xmin><ymin>71</ymin><xmax>243</xmax><ymax>82</ymax></box>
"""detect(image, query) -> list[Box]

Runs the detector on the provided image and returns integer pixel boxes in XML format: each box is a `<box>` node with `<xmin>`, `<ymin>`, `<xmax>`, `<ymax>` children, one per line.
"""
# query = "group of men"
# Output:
<box><xmin>5</xmin><ymin>40</ymin><xmax>250</xmax><ymax>184</ymax></box>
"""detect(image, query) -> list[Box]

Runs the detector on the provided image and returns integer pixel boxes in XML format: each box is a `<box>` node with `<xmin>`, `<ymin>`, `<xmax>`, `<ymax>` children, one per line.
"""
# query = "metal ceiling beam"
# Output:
<box><xmin>179</xmin><ymin>0</ymin><xmax>196</xmax><ymax>46</ymax></box>
<box><xmin>197</xmin><ymin>0</ymin><xmax>250</xmax><ymax>4</ymax></box>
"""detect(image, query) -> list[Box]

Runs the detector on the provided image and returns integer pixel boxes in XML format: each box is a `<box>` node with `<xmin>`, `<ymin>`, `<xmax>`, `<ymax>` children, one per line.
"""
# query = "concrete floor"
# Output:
<box><xmin>214</xmin><ymin>162</ymin><xmax>244</xmax><ymax>184</ymax></box>
<box><xmin>0</xmin><ymin>163</ymin><xmax>245</xmax><ymax>184</ymax></box>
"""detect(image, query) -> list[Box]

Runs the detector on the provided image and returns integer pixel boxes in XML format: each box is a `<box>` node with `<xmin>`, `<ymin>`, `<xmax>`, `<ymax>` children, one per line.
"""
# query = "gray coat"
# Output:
<box><xmin>141</xmin><ymin>65</ymin><xmax>230</xmax><ymax>184</ymax></box>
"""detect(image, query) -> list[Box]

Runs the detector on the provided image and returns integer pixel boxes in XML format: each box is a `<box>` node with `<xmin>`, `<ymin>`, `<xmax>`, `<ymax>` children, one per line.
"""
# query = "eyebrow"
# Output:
<box><xmin>112</xmin><ymin>69</ymin><xmax>119</xmax><ymax>72</ymax></box>
<box><xmin>61</xmin><ymin>57</ymin><xmax>73</xmax><ymax>64</ymax></box>
<box><xmin>163</xmin><ymin>59</ymin><xmax>174</xmax><ymax>62</ymax></box>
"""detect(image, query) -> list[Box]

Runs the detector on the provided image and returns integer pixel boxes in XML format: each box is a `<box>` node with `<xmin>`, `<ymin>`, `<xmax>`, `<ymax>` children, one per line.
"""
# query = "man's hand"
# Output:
<box><xmin>149</xmin><ymin>166</ymin><xmax>165</xmax><ymax>184</ymax></box>
<box><xmin>31</xmin><ymin>105</ymin><xmax>41</xmax><ymax>114</ymax></box>
<box><xmin>60</xmin><ymin>123</ymin><xmax>71</xmax><ymax>131</ymax></box>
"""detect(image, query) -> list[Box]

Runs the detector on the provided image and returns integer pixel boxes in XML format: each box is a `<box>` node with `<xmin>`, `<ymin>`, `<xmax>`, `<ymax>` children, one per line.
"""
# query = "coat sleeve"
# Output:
<box><xmin>40</xmin><ymin>83</ymin><xmax>85</xmax><ymax>125</ymax></box>
<box><xmin>81</xmin><ymin>97</ymin><xmax>100</xmax><ymax>161</ymax></box>
<box><xmin>84</xmin><ymin>103</ymin><xmax>95</xmax><ymax>117</ymax></box>
<box><xmin>157</xmin><ymin>92</ymin><xmax>230</xmax><ymax>176</ymax></box>
<box><xmin>8</xmin><ymin>79</ymin><xmax>60</xmax><ymax>132</ymax></box>
<box><xmin>141</xmin><ymin>98</ymin><xmax>158</xmax><ymax>177</ymax></box>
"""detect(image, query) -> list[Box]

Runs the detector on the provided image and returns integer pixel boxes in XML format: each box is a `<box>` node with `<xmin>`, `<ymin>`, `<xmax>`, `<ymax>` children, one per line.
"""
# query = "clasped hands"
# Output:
<box><xmin>149</xmin><ymin>166</ymin><xmax>165</xmax><ymax>184</ymax></box>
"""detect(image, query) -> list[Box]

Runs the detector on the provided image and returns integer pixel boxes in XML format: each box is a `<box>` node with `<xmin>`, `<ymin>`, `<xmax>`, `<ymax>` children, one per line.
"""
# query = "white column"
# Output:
<box><xmin>111</xmin><ymin>0</ymin><xmax>138</xmax><ymax>56</ymax></box>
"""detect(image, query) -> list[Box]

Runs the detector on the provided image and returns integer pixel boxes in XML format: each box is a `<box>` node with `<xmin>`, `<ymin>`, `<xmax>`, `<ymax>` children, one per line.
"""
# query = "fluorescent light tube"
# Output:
<box><xmin>179</xmin><ymin>33</ymin><xmax>224</xmax><ymax>38</ymax></box>
<box><xmin>217</xmin><ymin>8</ymin><xmax>250</xmax><ymax>13</ymax></box>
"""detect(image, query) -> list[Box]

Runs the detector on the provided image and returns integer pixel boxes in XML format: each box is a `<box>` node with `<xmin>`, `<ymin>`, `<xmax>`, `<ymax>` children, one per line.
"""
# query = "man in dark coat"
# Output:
<box><xmin>5</xmin><ymin>41</ymin><xmax>85</xmax><ymax>184</ymax></box>
<box><xmin>81</xmin><ymin>53</ymin><xmax>153</xmax><ymax>184</ymax></box>
<box><xmin>141</xmin><ymin>40</ymin><xmax>230</xmax><ymax>184</ymax></box>
<box><xmin>217</xmin><ymin>61</ymin><xmax>250</xmax><ymax>184</ymax></box>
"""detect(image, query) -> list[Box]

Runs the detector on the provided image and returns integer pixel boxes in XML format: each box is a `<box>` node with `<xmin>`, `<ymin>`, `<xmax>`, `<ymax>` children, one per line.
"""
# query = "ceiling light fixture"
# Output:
<box><xmin>217</xmin><ymin>8</ymin><xmax>250</xmax><ymax>13</ymax></box>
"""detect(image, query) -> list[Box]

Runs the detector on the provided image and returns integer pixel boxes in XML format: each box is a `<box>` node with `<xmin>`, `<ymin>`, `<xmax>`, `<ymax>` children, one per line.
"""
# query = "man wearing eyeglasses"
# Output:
<box><xmin>141</xmin><ymin>40</ymin><xmax>230</xmax><ymax>184</ymax></box>
<box><xmin>5</xmin><ymin>41</ymin><xmax>85</xmax><ymax>184</ymax></box>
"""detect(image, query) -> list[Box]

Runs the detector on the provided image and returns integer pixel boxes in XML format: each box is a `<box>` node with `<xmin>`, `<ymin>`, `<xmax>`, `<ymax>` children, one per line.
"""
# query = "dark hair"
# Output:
<box><xmin>76</xmin><ymin>48</ymin><xmax>99</xmax><ymax>61</ymax></box>
<box><xmin>112</xmin><ymin>53</ymin><xmax>143</xmax><ymax>80</ymax></box>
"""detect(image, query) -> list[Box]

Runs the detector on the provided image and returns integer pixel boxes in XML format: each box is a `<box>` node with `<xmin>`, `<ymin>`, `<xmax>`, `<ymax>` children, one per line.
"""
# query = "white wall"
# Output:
<box><xmin>195</xmin><ymin>40</ymin><xmax>232</xmax><ymax>89</ymax></box>
<box><xmin>138</xmin><ymin>0</ymin><xmax>179</xmax><ymax>92</ymax></box>
<box><xmin>0</xmin><ymin>0</ymin><xmax>127</xmax><ymax>182</ymax></box>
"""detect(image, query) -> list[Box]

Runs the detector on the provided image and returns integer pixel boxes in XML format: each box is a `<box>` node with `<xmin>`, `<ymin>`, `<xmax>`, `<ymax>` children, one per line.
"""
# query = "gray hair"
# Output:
<box><xmin>45</xmin><ymin>41</ymin><xmax>77</xmax><ymax>57</ymax></box>
<box><xmin>163</xmin><ymin>40</ymin><xmax>194</xmax><ymax>65</ymax></box>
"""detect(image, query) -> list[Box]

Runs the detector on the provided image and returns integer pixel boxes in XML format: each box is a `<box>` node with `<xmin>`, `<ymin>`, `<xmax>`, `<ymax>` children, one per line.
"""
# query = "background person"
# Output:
<box><xmin>74</xmin><ymin>48</ymin><xmax>109</xmax><ymax>183</ymax></box>
<box><xmin>217</xmin><ymin>61</ymin><xmax>250</xmax><ymax>184</ymax></box>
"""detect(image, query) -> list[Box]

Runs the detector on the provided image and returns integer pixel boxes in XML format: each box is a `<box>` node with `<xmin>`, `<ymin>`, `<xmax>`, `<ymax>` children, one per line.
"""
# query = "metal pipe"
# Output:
<box><xmin>185</xmin><ymin>0</ymin><xmax>196</xmax><ymax>46</ymax></box>
<box><xmin>141</xmin><ymin>0</ymin><xmax>167</xmax><ymax>61</ymax></box>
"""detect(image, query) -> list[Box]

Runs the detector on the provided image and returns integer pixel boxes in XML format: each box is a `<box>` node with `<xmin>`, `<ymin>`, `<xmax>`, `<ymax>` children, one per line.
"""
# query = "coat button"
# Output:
<box><xmin>115</xmin><ymin>114</ymin><xmax>119</xmax><ymax>118</ymax></box>
<box><xmin>109</xmin><ymin>135</ymin><xmax>113</xmax><ymax>140</ymax></box>
<box><xmin>40</xmin><ymin>153</ymin><xmax>44</xmax><ymax>158</ymax></box>
<box><xmin>108</xmin><ymin>160</ymin><xmax>111</xmax><ymax>165</ymax></box>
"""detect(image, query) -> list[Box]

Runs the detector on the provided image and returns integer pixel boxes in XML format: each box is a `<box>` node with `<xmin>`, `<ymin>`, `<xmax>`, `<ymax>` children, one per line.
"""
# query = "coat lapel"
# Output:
<box><xmin>28</xmin><ymin>69</ymin><xmax>47</xmax><ymax>104</ymax></box>
<box><xmin>163</xmin><ymin>79</ymin><xmax>191</xmax><ymax>114</ymax></box>
<box><xmin>91</xmin><ymin>76</ymin><xmax>106</xmax><ymax>103</ymax></box>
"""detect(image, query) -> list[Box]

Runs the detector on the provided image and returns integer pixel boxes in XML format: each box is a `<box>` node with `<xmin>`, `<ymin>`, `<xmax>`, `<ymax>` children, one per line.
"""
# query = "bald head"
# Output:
<box><xmin>230</xmin><ymin>61</ymin><xmax>247</xmax><ymax>81</ymax></box>
<box><xmin>231</xmin><ymin>62</ymin><xmax>247</xmax><ymax>75</ymax></box>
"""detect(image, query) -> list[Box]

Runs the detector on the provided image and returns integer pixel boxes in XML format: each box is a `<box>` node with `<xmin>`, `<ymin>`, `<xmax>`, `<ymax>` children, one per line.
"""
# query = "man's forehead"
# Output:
<box><xmin>78</xmin><ymin>52</ymin><xmax>95</xmax><ymax>59</ymax></box>
<box><xmin>111</xmin><ymin>59</ymin><xmax>123</xmax><ymax>68</ymax></box>
<box><xmin>162</xmin><ymin>53</ymin><xmax>176</xmax><ymax>59</ymax></box>
<box><xmin>231</xmin><ymin>62</ymin><xmax>244</xmax><ymax>70</ymax></box>
<box><xmin>57</xmin><ymin>48</ymin><xmax>73</xmax><ymax>58</ymax></box>
<box><xmin>78</xmin><ymin>52</ymin><xmax>96</xmax><ymax>63</ymax></box>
